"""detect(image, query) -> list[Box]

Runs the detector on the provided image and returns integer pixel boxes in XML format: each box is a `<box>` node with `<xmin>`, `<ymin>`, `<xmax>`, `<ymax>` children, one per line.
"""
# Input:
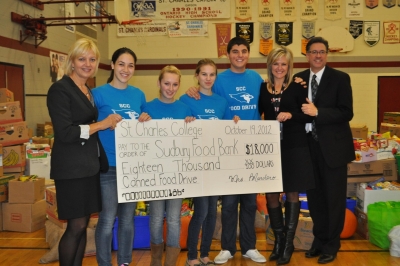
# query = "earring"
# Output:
<box><xmin>72</xmin><ymin>66</ymin><xmax>75</xmax><ymax>70</ymax></box>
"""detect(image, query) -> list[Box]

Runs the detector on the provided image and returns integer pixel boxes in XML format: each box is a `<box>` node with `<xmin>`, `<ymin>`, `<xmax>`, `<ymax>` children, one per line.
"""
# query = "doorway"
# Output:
<box><xmin>377</xmin><ymin>76</ymin><xmax>400</xmax><ymax>131</ymax></box>
<box><xmin>0</xmin><ymin>63</ymin><xmax>25</xmax><ymax>119</ymax></box>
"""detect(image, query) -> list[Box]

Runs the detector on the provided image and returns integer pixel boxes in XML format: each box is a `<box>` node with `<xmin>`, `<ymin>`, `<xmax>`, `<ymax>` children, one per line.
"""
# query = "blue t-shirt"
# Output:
<box><xmin>92</xmin><ymin>83</ymin><xmax>146</xmax><ymax>166</ymax></box>
<box><xmin>213</xmin><ymin>69</ymin><xmax>263</xmax><ymax>120</ymax></box>
<box><xmin>179</xmin><ymin>92</ymin><xmax>228</xmax><ymax>120</ymax></box>
<box><xmin>143</xmin><ymin>98</ymin><xmax>191</xmax><ymax>119</ymax></box>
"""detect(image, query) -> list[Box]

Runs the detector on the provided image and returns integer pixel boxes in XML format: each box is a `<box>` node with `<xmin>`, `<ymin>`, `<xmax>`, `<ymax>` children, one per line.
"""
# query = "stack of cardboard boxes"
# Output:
<box><xmin>380</xmin><ymin>112</ymin><xmax>400</xmax><ymax>137</ymax></box>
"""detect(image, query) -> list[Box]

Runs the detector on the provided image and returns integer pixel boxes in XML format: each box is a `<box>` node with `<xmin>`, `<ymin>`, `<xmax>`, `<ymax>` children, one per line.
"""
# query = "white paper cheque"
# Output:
<box><xmin>115</xmin><ymin>119</ymin><xmax>283</xmax><ymax>203</ymax></box>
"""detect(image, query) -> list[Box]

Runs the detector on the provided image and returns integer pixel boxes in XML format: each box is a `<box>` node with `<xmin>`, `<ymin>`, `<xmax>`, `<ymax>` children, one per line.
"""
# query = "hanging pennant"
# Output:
<box><xmin>300</xmin><ymin>0</ymin><xmax>318</xmax><ymax>21</ymax></box>
<box><xmin>301</xmin><ymin>21</ymin><xmax>315</xmax><ymax>55</ymax></box>
<box><xmin>275</xmin><ymin>22</ymin><xmax>293</xmax><ymax>45</ymax></box>
<box><xmin>346</xmin><ymin>0</ymin><xmax>363</xmax><ymax>18</ymax></box>
<box><xmin>365</xmin><ymin>0</ymin><xmax>378</xmax><ymax>8</ymax></box>
<box><xmin>235</xmin><ymin>0</ymin><xmax>252</xmax><ymax>21</ymax></box>
<box><xmin>364</xmin><ymin>21</ymin><xmax>380</xmax><ymax>47</ymax></box>
<box><xmin>259</xmin><ymin>22</ymin><xmax>274</xmax><ymax>56</ymax></box>
<box><xmin>324</xmin><ymin>0</ymin><xmax>342</xmax><ymax>21</ymax></box>
<box><xmin>383</xmin><ymin>21</ymin><xmax>400</xmax><ymax>43</ymax></box>
<box><xmin>382</xmin><ymin>0</ymin><xmax>395</xmax><ymax>7</ymax></box>
<box><xmin>279</xmin><ymin>0</ymin><xmax>297</xmax><ymax>22</ymax></box>
<box><xmin>215</xmin><ymin>23</ymin><xmax>232</xmax><ymax>58</ymax></box>
<box><xmin>349</xmin><ymin>20</ymin><xmax>363</xmax><ymax>39</ymax></box>
<box><xmin>258</xmin><ymin>0</ymin><xmax>275</xmax><ymax>22</ymax></box>
<box><xmin>236</xmin><ymin>22</ymin><xmax>254</xmax><ymax>44</ymax></box>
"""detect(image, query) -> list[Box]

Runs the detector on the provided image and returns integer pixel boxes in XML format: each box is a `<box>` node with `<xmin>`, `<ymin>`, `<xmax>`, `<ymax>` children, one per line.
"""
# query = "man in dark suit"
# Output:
<box><xmin>298</xmin><ymin>37</ymin><xmax>355</xmax><ymax>264</ymax></box>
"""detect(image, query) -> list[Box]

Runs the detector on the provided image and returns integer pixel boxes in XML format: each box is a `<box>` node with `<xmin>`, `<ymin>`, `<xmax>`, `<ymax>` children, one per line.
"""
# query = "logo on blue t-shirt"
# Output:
<box><xmin>111</xmin><ymin>109</ymin><xmax>139</xmax><ymax>119</ymax></box>
<box><xmin>197</xmin><ymin>115</ymin><xmax>219</xmax><ymax>120</ymax></box>
<box><xmin>229</xmin><ymin>92</ymin><xmax>254</xmax><ymax>103</ymax></box>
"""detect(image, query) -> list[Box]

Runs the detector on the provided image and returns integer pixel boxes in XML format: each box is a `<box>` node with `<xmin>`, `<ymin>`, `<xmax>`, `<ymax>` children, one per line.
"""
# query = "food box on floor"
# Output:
<box><xmin>0</xmin><ymin>202</ymin><xmax>3</xmax><ymax>231</ymax></box>
<box><xmin>0</xmin><ymin>121</ymin><xmax>29</xmax><ymax>147</ymax></box>
<box><xmin>3</xmin><ymin>145</ymin><xmax>26</xmax><ymax>173</ymax></box>
<box><xmin>347</xmin><ymin>159</ymin><xmax>397</xmax><ymax>183</ymax></box>
<box><xmin>0</xmin><ymin>88</ymin><xmax>14</xmax><ymax>103</ymax></box>
<box><xmin>45</xmin><ymin>186</ymin><xmax>58</xmax><ymax>218</ymax></box>
<box><xmin>0</xmin><ymin>175</ymin><xmax>15</xmax><ymax>202</ymax></box>
<box><xmin>356</xmin><ymin>184</ymin><xmax>400</xmax><ymax>213</ymax></box>
<box><xmin>266</xmin><ymin>215</ymin><xmax>314</xmax><ymax>250</ymax></box>
<box><xmin>36</xmin><ymin>122</ymin><xmax>53</xmax><ymax>138</ymax></box>
<box><xmin>351</xmin><ymin>124</ymin><xmax>368</xmax><ymax>140</ymax></box>
<box><xmin>347</xmin><ymin>182</ymin><xmax>359</xmax><ymax>197</ymax></box>
<box><xmin>383</xmin><ymin>112</ymin><xmax>400</xmax><ymax>125</ymax></box>
<box><xmin>0</xmin><ymin>101</ymin><xmax>23</xmax><ymax>125</ymax></box>
<box><xmin>380</xmin><ymin>123</ymin><xmax>400</xmax><ymax>137</ymax></box>
<box><xmin>355</xmin><ymin>207</ymin><xmax>369</xmax><ymax>240</ymax></box>
<box><xmin>0</xmin><ymin>144</ymin><xmax>3</xmax><ymax>177</ymax></box>
<box><xmin>8</xmin><ymin>177</ymin><xmax>45</xmax><ymax>204</ymax></box>
<box><xmin>25</xmin><ymin>157</ymin><xmax>50</xmax><ymax>179</ymax></box>
<box><xmin>112</xmin><ymin>215</ymin><xmax>150</xmax><ymax>250</ymax></box>
<box><xmin>2</xmin><ymin>199</ymin><xmax>46</xmax><ymax>232</ymax></box>
<box><xmin>31</xmin><ymin>136</ymin><xmax>51</xmax><ymax>145</ymax></box>
<box><xmin>353</xmin><ymin>148</ymin><xmax>377</xmax><ymax>163</ymax></box>
<box><xmin>25</xmin><ymin>143</ymin><xmax>51</xmax><ymax>159</ymax></box>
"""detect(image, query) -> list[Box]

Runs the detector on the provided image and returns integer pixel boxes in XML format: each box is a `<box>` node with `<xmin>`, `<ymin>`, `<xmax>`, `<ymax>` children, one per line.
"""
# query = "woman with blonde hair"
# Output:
<box><xmin>47</xmin><ymin>38</ymin><xmax>120</xmax><ymax>266</ymax></box>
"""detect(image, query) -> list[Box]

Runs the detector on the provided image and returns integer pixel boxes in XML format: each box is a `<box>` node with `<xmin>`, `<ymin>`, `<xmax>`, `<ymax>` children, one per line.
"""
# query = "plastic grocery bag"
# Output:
<box><xmin>368</xmin><ymin>201</ymin><xmax>400</xmax><ymax>249</ymax></box>
<box><xmin>389</xmin><ymin>225</ymin><xmax>400</xmax><ymax>257</ymax></box>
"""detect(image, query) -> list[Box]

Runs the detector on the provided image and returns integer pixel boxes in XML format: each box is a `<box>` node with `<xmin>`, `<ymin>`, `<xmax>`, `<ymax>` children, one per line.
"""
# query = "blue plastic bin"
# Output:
<box><xmin>112</xmin><ymin>215</ymin><xmax>150</xmax><ymax>250</ymax></box>
<box><xmin>346</xmin><ymin>198</ymin><xmax>356</xmax><ymax>213</ymax></box>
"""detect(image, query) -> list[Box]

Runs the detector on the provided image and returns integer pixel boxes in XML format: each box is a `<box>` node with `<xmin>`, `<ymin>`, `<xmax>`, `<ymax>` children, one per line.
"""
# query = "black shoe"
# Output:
<box><xmin>318</xmin><ymin>254</ymin><xmax>336</xmax><ymax>264</ymax></box>
<box><xmin>305</xmin><ymin>248</ymin><xmax>322</xmax><ymax>258</ymax></box>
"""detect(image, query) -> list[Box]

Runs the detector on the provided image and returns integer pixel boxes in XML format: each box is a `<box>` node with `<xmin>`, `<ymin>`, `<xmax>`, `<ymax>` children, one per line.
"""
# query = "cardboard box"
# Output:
<box><xmin>353</xmin><ymin>148</ymin><xmax>377</xmax><ymax>163</ymax></box>
<box><xmin>351</xmin><ymin>124</ymin><xmax>368</xmax><ymax>140</ymax></box>
<box><xmin>383</xmin><ymin>112</ymin><xmax>400</xmax><ymax>125</ymax></box>
<box><xmin>0</xmin><ymin>101</ymin><xmax>23</xmax><ymax>125</ymax></box>
<box><xmin>0</xmin><ymin>175</ymin><xmax>15</xmax><ymax>202</ymax></box>
<box><xmin>347</xmin><ymin>158</ymin><xmax>397</xmax><ymax>183</ymax></box>
<box><xmin>0</xmin><ymin>144</ymin><xmax>3</xmax><ymax>177</ymax></box>
<box><xmin>0</xmin><ymin>202</ymin><xmax>3</xmax><ymax>231</ymax></box>
<box><xmin>347</xmin><ymin>182</ymin><xmax>359</xmax><ymax>197</ymax></box>
<box><xmin>356</xmin><ymin>184</ymin><xmax>400</xmax><ymax>213</ymax></box>
<box><xmin>8</xmin><ymin>177</ymin><xmax>45</xmax><ymax>204</ymax></box>
<box><xmin>25</xmin><ymin>143</ymin><xmax>51</xmax><ymax>159</ymax></box>
<box><xmin>0</xmin><ymin>88</ymin><xmax>14</xmax><ymax>103</ymax></box>
<box><xmin>45</xmin><ymin>186</ymin><xmax>58</xmax><ymax>218</ymax></box>
<box><xmin>266</xmin><ymin>215</ymin><xmax>314</xmax><ymax>250</ymax></box>
<box><xmin>0</xmin><ymin>121</ymin><xmax>29</xmax><ymax>147</ymax></box>
<box><xmin>2</xmin><ymin>199</ymin><xmax>46</xmax><ymax>232</ymax></box>
<box><xmin>3</xmin><ymin>145</ymin><xmax>26</xmax><ymax>173</ymax></box>
<box><xmin>355</xmin><ymin>207</ymin><xmax>369</xmax><ymax>240</ymax></box>
<box><xmin>46</xmin><ymin>211</ymin><xmax>67</xmax><ymax>229</ymax></box>
<box><xmin>25</xmin><ymin>157</ymin><xmax>50</xmax><ymax>179</ymax></box>
<box><xmin>31</xmin><ymin>136</ymin><xmax>51</xmax><ymax>145</ymax></box>
<box><xmin>36</xmin><ymin>122</ymin><xmax>53</xmax><ymax>138</ymax></box>
<box><xmin>380</xmin><ymin>123</ymin><xmax>400</xmax><ymax>137</ymax></box>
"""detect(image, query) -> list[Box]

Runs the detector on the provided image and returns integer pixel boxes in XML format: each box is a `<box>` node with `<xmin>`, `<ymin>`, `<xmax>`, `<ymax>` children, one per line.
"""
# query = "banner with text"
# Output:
<box><xmin>115</xmin><ymin>120</ymin><xmax>283</xmax><ymax>203</ymax></box>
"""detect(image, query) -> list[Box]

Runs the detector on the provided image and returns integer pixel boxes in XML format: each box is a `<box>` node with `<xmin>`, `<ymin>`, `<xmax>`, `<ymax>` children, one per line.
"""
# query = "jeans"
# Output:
<box><xmin>95</xmin><ymin>167</ymin><xmax>137</xmax><ymax>266</ymax></box>
<box><xmin>221</xmin><ymin>194</ymin><xmax>257</xmax><ymax>255</ymax></box>
<box><xmin>187</xmin><ymin>196</ymin><xmax>218</xmax><ymax>260</ymax></box>
<box><xmin>150</xmin><ymin>198</ymin><xmax>182</xmax><ymax>247</ymax></box>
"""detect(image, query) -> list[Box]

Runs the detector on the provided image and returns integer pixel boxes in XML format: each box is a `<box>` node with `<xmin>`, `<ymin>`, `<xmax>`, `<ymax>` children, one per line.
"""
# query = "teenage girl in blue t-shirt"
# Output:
<box><xmin>144</xmin><ymin>65</ymin><xmax>195</xmax><ymax>266</ymax></box>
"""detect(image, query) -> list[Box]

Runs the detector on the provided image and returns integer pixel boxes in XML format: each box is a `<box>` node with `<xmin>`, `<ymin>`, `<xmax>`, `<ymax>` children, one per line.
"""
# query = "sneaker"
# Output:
<box><xmin>242</xmin><ymin>249</ymin><xmax>267</xmax><ymax>263</ymax></box>
<box><xmin>214</xmin><ymin>250</ymin><xmax>233</xmax><ymax>264</ymax></box>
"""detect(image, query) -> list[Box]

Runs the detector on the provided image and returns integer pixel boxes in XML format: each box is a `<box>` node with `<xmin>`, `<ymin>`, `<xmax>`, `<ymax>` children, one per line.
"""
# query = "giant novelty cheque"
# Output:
<box><xmin>115</xmin><ymin>119</ymin><xmax>283</xmax><ymax>203</ymax></box>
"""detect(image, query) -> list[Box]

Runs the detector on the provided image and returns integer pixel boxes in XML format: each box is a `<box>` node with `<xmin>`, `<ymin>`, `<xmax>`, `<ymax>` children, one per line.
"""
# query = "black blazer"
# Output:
<box><xmin>47</xmin><ymin>75</ymin><xmax>108</xmax><ymax>180</ymax></box>
<box><xmin>296</xmin><ymin>66</ymin><xmax>355</xmax><ymax>168</ymax></box>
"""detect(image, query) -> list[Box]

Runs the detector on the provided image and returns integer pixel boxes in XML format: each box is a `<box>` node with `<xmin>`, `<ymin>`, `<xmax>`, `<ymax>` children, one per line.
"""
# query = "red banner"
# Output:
<box><xmin>216</xmin><ymin>23</ymin><xmax>231</xmax><ymax>58</ymax></box>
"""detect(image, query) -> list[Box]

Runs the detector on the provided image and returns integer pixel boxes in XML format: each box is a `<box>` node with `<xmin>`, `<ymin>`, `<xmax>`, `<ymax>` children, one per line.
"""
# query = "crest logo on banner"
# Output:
<box><xmin>236</xmin><ymin>22</ymin><xmax>254</xmax><ymax>44</ymax></box>
<box><xmin>349</xmin><ymin>20</ymin><xmax>363</xmax><ymax>39</ymax></box>
<box><xmin>364</xmin><ymin>21</ymin><xmax>380</xmax><ymax>47</ymax></box>
<box><xmin>259</xmin><ymin>22</ymin><xmax>274</xmax><ymax>56</ymax></box>
<box><xmin>382</xmin><ymin>0</ymin><xmax>395</xmax><ymax>7</ymax></box>
<box><xmin>275</xmin><ymin>22</ymin><xmax>293</xmax><ymax>45</ymax></box>
<box><xmin>383</xmin><ymin>21</ymin><xmax>400</xmax><ymax>44</ymax></box>
<box><xmin>365</xmin><ymin>0</ymin><xmax>378</xmax><ymax>8</ymax></box>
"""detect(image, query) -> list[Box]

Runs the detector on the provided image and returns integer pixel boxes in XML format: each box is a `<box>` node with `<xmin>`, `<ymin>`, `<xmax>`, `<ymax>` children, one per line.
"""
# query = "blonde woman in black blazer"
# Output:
<box><xmin>47</xmin><ymin>38</ymin><xmax>121</xmax><ymax>266</ymax></box>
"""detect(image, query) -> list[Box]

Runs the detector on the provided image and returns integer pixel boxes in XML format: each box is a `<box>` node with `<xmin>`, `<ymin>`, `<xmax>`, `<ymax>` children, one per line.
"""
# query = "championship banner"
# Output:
<box><xmin>117</xmin><ymin>21</ymin><xmax>167</xmax><ymax>37</ymax></box>
<box><xmin>115</xmin><ymin>120</ymin><xmax>283</xmax><ymax>203</ymax></box>
<box><xmin>301</xmin><ymin>21</ymin><xmax>315</xmax><ymax>55</ymax></box>
<box><xmin>383</xmin><ymin>0</ymin><xmax>396</xmax><ymax>7</ymax></box>
<box><xmin>300</xmin><ymin>0</ymin><xmax>318</xmax><ymax>21</ymax></box>
<box><xmin>127</xmin><ymin>0</ymin><xmax>230</xmax><ymax>20</ymax></box>
<box><xmin>383</xmin><ymin>21</ymin><xmax>400</xmax><ymax>44</ymax></box>
<box><xmin>275</xmin><ymin>22</ymin><xmax>293</xmax><ymax>45</ymax></box>
<box><xmin>325</xmin><ymin>0</ymin><xmax>342</xmax><ymax>20</ymax></box>
<box><xmin>279</xmin><ymin>0</ymin><xmax>297</xmax><ymax>22</ymax></box>
<box><xmin>364</xmin><ymin>21</ymin><xmax>380</xmax><ymax>47</ymax></box>
<box><xmin>167</xmin><ymin>21</ymin><xmax>208</xmax><ymax>38</ymax></box>
<box><xmin>346</xmin><ymin>0</ymin><xmax>363</xmax><ymax>18</ymax></box>
<box><xmin>349</xmin><ymin>20</ymin><xmax>363</xmax><ymax>39</ymax></box>
<box><xmin>236</xmin><ymin>22</ymin><xmax>254</xmax><ymax>44</ymax></box>
<box><xmin>365</xmin><ymin>0</ymin><xmax>378</xmax><ymax>8</ymax></box>
<box><xmin>235</xmin><ymin>0</ymin><xmax>252</xmax><ymax>21</ymax></box>
<box><xmin>258</xmin><ymin>0</ymin><xmax>275</xmax><ymax>22</ymax></box>
<box><xmin>216</xmin><ymin>23</ymin><xmax>231</xmax><ymax>58</ymax></box>
<box><xmin>259</xmin><ymin>22</ymin><xmax>274</xmax><ymax>56</ymax></box>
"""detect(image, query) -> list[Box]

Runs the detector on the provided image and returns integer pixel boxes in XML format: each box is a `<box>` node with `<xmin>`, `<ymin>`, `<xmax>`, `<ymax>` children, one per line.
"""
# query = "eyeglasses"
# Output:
<box><xmin>308</xmin><ymin>50</ymin><xmax>328</xmax><ymax>55</ymax></box>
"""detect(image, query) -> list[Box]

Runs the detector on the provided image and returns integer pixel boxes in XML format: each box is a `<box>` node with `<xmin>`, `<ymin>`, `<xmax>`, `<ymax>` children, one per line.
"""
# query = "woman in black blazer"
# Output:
<box><xmin>47</xmin><ymin>38</ymin><xmax>121</xmax><ymax>266</ymax></box>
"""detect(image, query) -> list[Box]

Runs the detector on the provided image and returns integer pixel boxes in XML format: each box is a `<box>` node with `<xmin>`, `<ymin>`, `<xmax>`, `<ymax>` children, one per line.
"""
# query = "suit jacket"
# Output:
<box><xmin>47</xmin><ymin>75</ymin><xmax>108</xmax><ymax>180</ymax></box>
<box><xmin>296</xmin><ymin>65</ymin><xmax>355</xmax><ymax>168</ymax></box>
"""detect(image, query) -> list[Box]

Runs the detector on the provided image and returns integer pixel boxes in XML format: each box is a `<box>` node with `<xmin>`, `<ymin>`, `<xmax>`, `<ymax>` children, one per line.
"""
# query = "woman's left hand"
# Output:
<box><xmin>138</xmin><ymin>112</ymin><xmax>151</xmax><ymax>122</ymax></box>
<box><xmin>277</xmin><ymin>112</ymin><xmax>292</xmax><ymax>122</ymax></box>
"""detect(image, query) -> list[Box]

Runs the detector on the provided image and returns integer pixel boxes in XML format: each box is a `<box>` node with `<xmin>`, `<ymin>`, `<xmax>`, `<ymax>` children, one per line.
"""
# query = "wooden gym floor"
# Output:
<box><xmin>1</xmin><ymin>228</ymin><xmax>400</xmax><ymax>266</ymax></box>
